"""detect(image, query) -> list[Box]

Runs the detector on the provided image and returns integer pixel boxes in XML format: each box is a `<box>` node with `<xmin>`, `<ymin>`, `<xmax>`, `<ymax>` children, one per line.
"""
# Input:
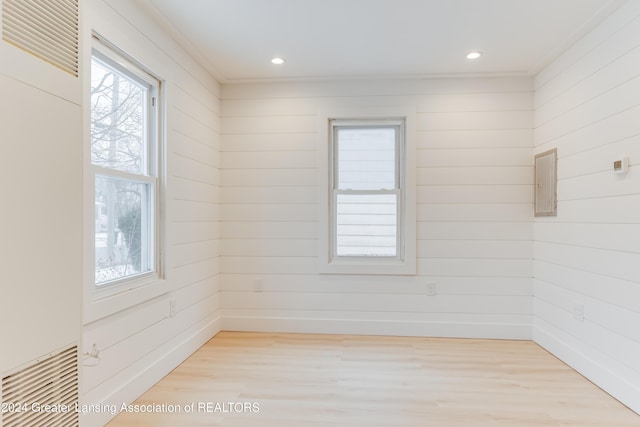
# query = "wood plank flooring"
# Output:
<box><xmin>107</xmin><ymin>332</ymin><xmax>639</xmax><ymax>426</ymax></box>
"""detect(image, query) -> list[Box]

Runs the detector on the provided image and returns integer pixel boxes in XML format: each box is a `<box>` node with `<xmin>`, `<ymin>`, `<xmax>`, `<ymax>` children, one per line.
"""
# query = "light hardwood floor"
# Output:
<box><xmin>107</xmin><ymin>332</ymin><xmax>639</xmax><ymax>426</ymax></box>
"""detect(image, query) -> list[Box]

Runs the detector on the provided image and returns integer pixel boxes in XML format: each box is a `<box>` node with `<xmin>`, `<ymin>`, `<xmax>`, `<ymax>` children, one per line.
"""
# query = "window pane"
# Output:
<box><xmin>91</xmin><ymin>57</ymin><xmax>147</xmax><ymax>174</ymax></box>
<box><xmin>336</xmin><ymin>127</ymin><xmax>396</xmax><ymax>190</ymax></box>
<box><xmin>95</xmin><ymin>175</ymin><xmax>152</xmax><ymax>284</ymax></box>
<box><xmin>336</xmin><ymin>193</ymin><xmax>397</xmax><ymax>257</ymax></box>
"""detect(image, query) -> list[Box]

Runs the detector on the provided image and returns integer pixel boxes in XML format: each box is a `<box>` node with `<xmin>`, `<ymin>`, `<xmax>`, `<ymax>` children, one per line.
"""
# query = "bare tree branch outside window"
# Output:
<box><xmin>91</xmin><ymin>56</ymin><xmax>151</xmax><ymax>284</ymax></box>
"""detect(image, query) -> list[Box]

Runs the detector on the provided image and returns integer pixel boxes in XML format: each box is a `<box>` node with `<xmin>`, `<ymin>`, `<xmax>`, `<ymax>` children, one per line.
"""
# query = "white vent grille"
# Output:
<box><xmin>2</xmin><ymin>0</ymin><xmax>79</xmax><ymax>76</ymax></box>
<box><xmin>1</xmin><ymin>345</ymin><xmax>79</xmax><ymax>427</ymax></box>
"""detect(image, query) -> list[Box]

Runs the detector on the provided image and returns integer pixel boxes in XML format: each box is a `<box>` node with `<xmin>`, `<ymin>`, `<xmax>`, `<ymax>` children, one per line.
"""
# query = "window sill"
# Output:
<box><xmin>83</xmin><ymin>273</ymin><xmax>168</xmax><ymax>324</ymax></box>
<box><xmin>319</xmin><ymin>257</ymin><xmax>416</xmax><ymax>276</ymax></box>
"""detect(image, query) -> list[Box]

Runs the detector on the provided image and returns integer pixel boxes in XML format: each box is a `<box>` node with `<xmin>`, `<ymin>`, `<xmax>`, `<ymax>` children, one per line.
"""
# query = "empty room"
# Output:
<box><xmin>1</xmin><ymin>0</ymin><xmax>639</xmax><ymax>426</ymax></box>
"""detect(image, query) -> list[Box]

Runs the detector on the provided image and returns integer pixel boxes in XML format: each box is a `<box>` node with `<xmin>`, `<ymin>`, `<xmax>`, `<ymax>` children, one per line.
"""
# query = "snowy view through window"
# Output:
<box><xmin>91</xmin><ymin>54</ymin><xmax>153</xmax><ymax>284</ymax></box>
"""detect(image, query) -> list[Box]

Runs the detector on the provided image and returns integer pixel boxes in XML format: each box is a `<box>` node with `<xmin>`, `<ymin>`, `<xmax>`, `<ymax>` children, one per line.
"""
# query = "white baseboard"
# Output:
<box><xmin>222</xmin><ymin>316</ymin><xmax>532</xmax><ymax>340</ymax></box>
<box><xmin>533</xmin><ymin>323</ymin><xmax>640</xmax><ymax>415</ymax></box>
<box><xmin>81</xmin><ymin>316</ymin><xmax>221</xmax><ymax>427</ymax></box>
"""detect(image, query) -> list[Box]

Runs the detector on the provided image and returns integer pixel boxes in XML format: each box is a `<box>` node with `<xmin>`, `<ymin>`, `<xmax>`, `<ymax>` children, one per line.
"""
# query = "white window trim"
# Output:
<box><xmin>83</xmin><ymin>33</ymin><xmax>167</xmax><ymax>323</ymax></box>
<box><xmin>318</xmin><ymin>107</ymin><xmax>416</xmax><ymax>275</ymax></box>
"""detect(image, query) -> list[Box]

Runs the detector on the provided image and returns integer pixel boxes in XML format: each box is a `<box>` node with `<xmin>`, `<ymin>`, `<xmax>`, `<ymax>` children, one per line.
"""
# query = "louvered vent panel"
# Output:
<box><xmin>1</xmin><ymin>345</ymin><xmax>79</xmax><ymax>427</ymax></box>
<box><xmin>2</xmin><ymin>0</ymin><xmax>79</xmax><ymax>76</ymax></box>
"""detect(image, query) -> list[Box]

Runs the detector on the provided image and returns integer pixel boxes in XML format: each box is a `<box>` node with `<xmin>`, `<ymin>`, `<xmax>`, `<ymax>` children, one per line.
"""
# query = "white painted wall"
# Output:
<box><xmin>533</xmin><ymin>0</ymin><xmax>640</xmax><ymax>414</ymax></box>
<box><xmin>81</xmin><ymin>1</ymin><xmax>221</xmax><ymax>425</ymax></box>
<box><xmin>0</xmin><ymin>40</ymin><xmax>82</xmax><ymax>375</ymax></box>
<box><xmin>220</xmin><ymin>78</ymin><xmax>534</xmax><ymax>339</ymax></box>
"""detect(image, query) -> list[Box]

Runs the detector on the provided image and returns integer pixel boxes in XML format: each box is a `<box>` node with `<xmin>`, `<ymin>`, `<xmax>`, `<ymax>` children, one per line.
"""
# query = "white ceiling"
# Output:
<box><xmin>146</xmin><ymin>0</ymin><xmax>625</xmax><ymax>83</ymax></box>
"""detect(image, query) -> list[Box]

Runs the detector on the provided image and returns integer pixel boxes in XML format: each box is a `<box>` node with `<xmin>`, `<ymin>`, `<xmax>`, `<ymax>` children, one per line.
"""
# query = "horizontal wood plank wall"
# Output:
<box><xmin>82</xmin><ymin>1</ymin><xmax>221</xmax><ymax>426</ymax></box>
<box><xmin>533</xmin><ymin>0</ymin><xmax>640</xmax><ymax>415</ymax></box>
<box><xmin>220</xmin><ymin>77</ymin><xmax>534</xmax><ymax>339</ymax></box>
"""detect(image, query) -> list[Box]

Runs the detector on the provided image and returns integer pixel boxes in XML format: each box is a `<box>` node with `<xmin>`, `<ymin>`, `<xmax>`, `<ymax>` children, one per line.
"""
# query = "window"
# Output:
<box><xmin>90</xmin><ymin>39</ymin><xmax>161</xmax><ymax>287</ymax></box>
<box><xmin>332</xmin><ymin>120</ymin><xmax>402</xmax><ymax>257</ymax></box>
<box><xmin>320</xmin><ymin>114</ymin><xmax>416</xmax><ymax>275</ymax></box>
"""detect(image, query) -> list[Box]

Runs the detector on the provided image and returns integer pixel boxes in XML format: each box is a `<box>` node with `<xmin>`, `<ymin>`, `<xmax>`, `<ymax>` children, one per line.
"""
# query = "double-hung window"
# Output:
<box><xmin>90</xmin><ymin>39</ymin><xmax>161</xmax><ymax>287</ymax></box>
<box><xmin>322</xmin><ymin>116</ymin><xmax>416</xmax><ymax>275</ymax></box>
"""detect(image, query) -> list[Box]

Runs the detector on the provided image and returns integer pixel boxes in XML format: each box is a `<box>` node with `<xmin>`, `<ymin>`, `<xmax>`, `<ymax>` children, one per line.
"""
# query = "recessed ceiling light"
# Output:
<box><xmin>271</xmin><ymin>57</ymin><xmax>285</xmax><ymax>65</ymax></box>
<box><xmin>466</xmin><ymin>51</ymin><xmax>482</xmax><ymax>60</ymax></box>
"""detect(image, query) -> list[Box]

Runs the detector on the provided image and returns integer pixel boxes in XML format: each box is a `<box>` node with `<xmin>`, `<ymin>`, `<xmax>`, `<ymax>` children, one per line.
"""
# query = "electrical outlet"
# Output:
<box><xmin>169</xmin><ymin>299</ymin><xmax>177</xmax><ymax>318</ymax></box>
<box><xmin>572</xmin><ymin>302</ymin><xmax>584</xmax><ymax>322</ymax></box>
<box><xmin>254</xmin><ymin>278</ymin><xmax>264</xmax><ymax>292</ymax></box>
<box><xmin>426</xmin><ymin>282</ymin><xmax>437</xmax><ymax>296</ymax></box>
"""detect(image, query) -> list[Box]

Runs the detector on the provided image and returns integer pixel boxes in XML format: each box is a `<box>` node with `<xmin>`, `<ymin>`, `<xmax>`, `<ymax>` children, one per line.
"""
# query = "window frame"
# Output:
<box><xmin>330</xmin><ymin>119</ymin><xmax>405</xmax><ymax>260</ymax></box>
<box><xmin>88</xmin><ymin>35</ymin><xmax>164</xmax><ymax>297</ymax></box>
<box><xmin>319</xmin><ymin>109</ymin><xmax>416</xmax><ymax>275</ymax></box>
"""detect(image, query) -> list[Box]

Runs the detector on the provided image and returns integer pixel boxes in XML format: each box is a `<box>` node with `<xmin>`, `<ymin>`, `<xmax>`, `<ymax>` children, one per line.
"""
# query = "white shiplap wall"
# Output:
<box><xmin>533</xmin><ymin>0</ymin><xmax>640</xmax><ymax>414</ymax></box>
<box><xmin>82</xmin><ymin>1</ymin><xmax>221</xmax><ymax>425</ymax></box>
<box><xmin>221</xmin><ymin>78</ymin><xmax>534</xmax><ymax>339</ymax></box>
